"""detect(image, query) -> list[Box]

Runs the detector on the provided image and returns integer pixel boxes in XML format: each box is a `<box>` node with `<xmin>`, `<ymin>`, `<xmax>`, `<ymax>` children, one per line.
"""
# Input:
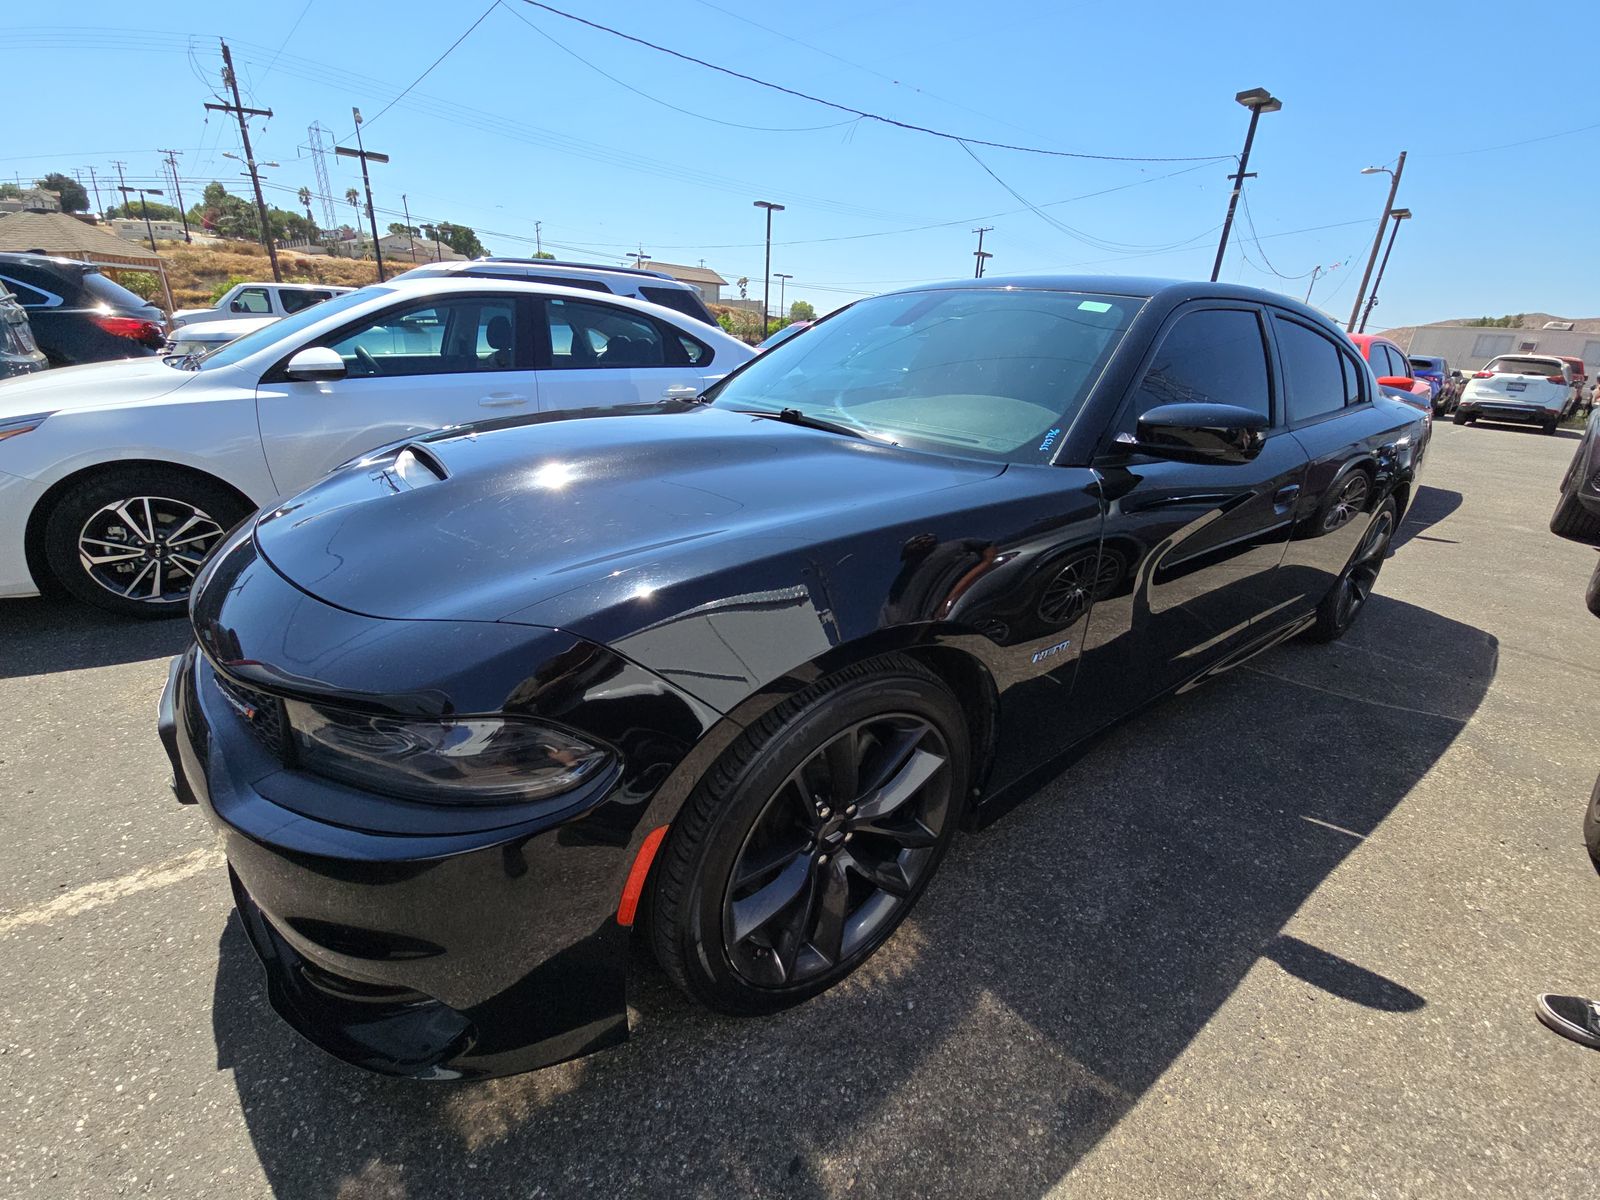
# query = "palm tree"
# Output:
<box><xmin>344</xmin><ymin>188</ymin><xmax>363</xmax><ymax>257</ymax></box>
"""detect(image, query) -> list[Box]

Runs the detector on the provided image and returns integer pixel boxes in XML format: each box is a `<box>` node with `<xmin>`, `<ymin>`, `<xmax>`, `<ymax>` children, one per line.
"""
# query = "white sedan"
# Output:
<box><xmin>0</xmin><ymin>277</ymin><xmax>753</xmax><ymax>616</ymax></box>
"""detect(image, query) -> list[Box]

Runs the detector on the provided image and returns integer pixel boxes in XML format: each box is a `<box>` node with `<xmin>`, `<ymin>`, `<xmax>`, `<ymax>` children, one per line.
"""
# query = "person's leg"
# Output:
<box><xmin>1536</xmin><ymin>994</ymin><xmax>1600</xmax><ymax>1049</ymax></box>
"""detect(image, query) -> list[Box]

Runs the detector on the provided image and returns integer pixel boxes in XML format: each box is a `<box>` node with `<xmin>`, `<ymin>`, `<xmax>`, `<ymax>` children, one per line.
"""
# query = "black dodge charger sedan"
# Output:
<box><xmin>159</xmin><ymin>277</ymin><xmax>1427</xmax><ymax>1079</ymax></box>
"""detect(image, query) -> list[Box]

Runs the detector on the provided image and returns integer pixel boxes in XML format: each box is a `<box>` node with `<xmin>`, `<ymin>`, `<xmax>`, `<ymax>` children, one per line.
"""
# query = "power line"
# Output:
<box><xmin>353</xmin><ymin>1</ymin><xmax>501</xmax><ymax>135</ymax></box>
<box><xmin>257</xmin><ymin>0</ymin><xmax>315</xmax><ymax>83</ymax></box>
<box><xmin>509</xmin><ymin>0</ymin><xmax>1230</xmax><ymax>162</ymax></box>
<box><xmin>1236</xmin><ymin>190</ymin><xmax>1315</xmax><ymax>281</ymax></box>
<box><xmin>500</xmin><ymin>1</ymin><xmax>859</xmax><ymax>133</ymax></box>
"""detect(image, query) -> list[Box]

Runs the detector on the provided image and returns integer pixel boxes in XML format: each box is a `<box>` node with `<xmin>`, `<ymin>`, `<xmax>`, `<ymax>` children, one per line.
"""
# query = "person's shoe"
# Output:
<box><xmin>1535</xmin><ymin>994</ymin><xmax>1600</xmax><ymax>1049</ymax></box>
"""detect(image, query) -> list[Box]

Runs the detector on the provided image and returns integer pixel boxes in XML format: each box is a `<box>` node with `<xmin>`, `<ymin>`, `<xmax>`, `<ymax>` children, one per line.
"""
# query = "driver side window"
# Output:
<box><xmin>231</xmin><ymin>288</ymin><xmax>271</xmax><ymax>314</ymax></box>
<box><xmin>1122</xmin><ymin>308</ymin><xmax>1272</xmax><ymax>433</ymax></box>
<box><xmin>321</xmin><ymin>297</ymin><xmax>521</xmax><ymax>377</ymax></box>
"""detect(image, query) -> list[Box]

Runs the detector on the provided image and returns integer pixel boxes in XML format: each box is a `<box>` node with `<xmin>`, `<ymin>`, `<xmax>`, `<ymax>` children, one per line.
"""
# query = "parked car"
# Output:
<box><xmin>1556</xmin><ymin>356</ymin><xmax>1589</xmax><ymax>415</ymax></box>
<box><xmin>399</xmin><ymin>258</ymin><xmax>718</xmax><ymax>327</ymax></box>
<box><xmin>1347</xmin><ymin>334</ymin><xmax>1432</xmax><ymax>410</ymax></box>
<box><xmin>1454</xmin><ymin>354</ymin><xmax>1574</xmax><ymax>433</ymax></box>
<box><xmin>1545</xmin><ymin>412</ymin><xmax>1600</xmax><ymax>867</ymax></box>
<box><xmin>162</xmin><ymin>315</ymin><xmax>279</xmax><ymax>360</ymax></box>
<box><xmin>756</xmin><ymin>320</ymin><xmax>812</xmax><ymax>351</ymax></box>
<box><xmin>0</xmin><ymin>252</ymin><xmax>166</xmax><ymax>366</ymax></box>
<box><xmin>169</xmin><ymin>282</ymin><xmax>353</xmax><ymax>329</ymax></box>
<box><xmin>158</xmin><ymin>275</ymin><xmax>1428</xmax><ymax>1079</ymax></box>
<box><xmin>0</xmin><ymin>281</ymin><xmax>48</xmax><ymax>379</ymax></box>
<box><xmin>1408</xmin><ymin>355</ymin><xmax>1451</xmax><ymax>413</ymax></box>
<box><xmin>0</xmin><ymin>277</ymin><xmax>752</xmax><ymax>616</ymax></box>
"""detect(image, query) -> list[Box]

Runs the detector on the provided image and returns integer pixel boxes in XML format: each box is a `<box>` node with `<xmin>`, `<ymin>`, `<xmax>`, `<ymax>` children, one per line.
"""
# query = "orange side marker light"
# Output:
<box><xmin>616</xmin><ymin>825</ymin><xmax>669</xmax><ymax>927</ymax></box>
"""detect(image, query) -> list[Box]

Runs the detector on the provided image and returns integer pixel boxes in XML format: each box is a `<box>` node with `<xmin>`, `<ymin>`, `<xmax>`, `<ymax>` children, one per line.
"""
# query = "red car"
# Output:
<box><xmin>1348</xmin><ymin>334</ymin><xmax>1432</xmax><ymax>411</ymax></box>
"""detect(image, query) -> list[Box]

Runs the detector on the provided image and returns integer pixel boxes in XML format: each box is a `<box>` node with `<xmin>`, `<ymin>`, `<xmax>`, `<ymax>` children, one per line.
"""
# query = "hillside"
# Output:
<box><xmin>145</xmin><ymin>240</ymin><xmax>397</xmax><ymax>310</ymax></box>
<box><xmin>1378</xmin><ymin>312</ymin><xmax>1600</xmax><ymax>350</ymax></box>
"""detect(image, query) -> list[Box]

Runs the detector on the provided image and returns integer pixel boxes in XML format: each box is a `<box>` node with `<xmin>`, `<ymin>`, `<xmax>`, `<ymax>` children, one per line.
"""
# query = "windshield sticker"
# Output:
<box><xmin>1038</xmin><ymin>427</ymin><xmax>1061</xmax><ymax>453</ymax></box>
<box><xmin>1078</xmin><ymin>300</ymin><xmax>1113</xmax><ymax>313</ymax></box>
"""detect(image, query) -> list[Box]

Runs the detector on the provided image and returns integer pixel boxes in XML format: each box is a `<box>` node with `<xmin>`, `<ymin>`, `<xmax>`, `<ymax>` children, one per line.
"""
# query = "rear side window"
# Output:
<box><xmin>546</xmin><ymin>298</ymin><xmax>668</xmax><ymax>369</ymax></box>
<box><xmin>640</xmin><ymin>285</ymin><xmax>715</xmax><ymax>325</ymax></box>
<box><xmin>82</xmin><ymin>271</ymin><xmax>149</xmax><ymax>311</ymax></box>
<box><xmin>279</xmin><ymin>289</ymin><xmax>333</xmax><ymax>314</ymax></box>
<box><xmin>0</xmin><ymin>274</ymin><xmax>54</xmax><ymax>307</ymax></box>
<box><xmin>1275</xmin><ymin>317</ymin><xmax>1348</xmax><ymax>423</ymax></box>
<box><xmin>1133</xmin><ymin>308</ymin><xmax>1272</xmax><ymax>423</ymax></box>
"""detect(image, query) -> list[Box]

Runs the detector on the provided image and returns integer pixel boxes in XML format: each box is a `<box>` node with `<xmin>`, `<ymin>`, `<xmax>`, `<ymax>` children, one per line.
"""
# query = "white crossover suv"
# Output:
<box><xmin>0</xmin><ymin>277</ymin><xmax>753</xmax><ymax>616</ymax></box>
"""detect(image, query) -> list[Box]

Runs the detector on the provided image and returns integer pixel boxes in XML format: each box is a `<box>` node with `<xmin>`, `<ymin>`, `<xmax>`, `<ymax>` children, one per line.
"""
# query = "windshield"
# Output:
<box><xmin>195</xmin><ymin>287</ymin><xmax>388</xmax><ymax>370</ymax></box>
<box><xmin>708</xmin><ymin>287</ymin><xmax>1140</xmax><ymax>463</ymax></box>
<box><xmin>1486</xmin><ymin>357</ymin><xmax>1563</xmax><ymax>377</ymax></box>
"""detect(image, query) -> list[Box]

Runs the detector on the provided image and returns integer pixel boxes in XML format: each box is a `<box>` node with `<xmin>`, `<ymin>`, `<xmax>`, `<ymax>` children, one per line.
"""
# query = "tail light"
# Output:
<box><xmin>1472</xmin><ymin>371</ymin><xmax>1493</xmax><ymax>378</ymax></box>
<box><xmin>1546</xmin><ymin>374</ymin><xmax>1567</xmax><ymax>384</ymax></box>
<box><xmin>91</xmin><ymin>315</ymin><xmax>165</xmax><ymax>346</ymax></box>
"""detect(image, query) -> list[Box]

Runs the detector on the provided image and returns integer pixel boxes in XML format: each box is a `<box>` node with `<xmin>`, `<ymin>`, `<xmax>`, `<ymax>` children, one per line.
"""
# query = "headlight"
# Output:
<box><xmin>284</xmin><ymin>700</ymin><xmax>612</xmax><ymax>805</ymax></box>
<box><xmin>0</xmin><ymin>410</ymin><xmax>54</xmax><ymax>443</ymax></box>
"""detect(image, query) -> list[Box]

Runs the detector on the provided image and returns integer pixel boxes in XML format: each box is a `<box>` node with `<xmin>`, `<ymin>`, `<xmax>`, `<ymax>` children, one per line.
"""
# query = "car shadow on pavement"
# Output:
<box><xmin>1391</xmin><ymin>485</ymin><xmax>1462</xmax><ymax>550</ymax></box>
<box><xmin>1467</xmin><ymin>423</ymin><xmax>1582</xmax><ymax>441</ymax></box>
<box><xmin>211</xmin><ymin>592</ymin><xmax>1496</xmax><ymax>1200</ymax></box>
<box><xmin>0</xmin><ymin>596</ymin><xmax>190</xmax><ymax>679</ymax></box>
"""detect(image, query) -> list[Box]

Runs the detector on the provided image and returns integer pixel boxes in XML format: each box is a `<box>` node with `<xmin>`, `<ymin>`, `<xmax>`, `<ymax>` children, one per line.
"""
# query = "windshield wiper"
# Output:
<box><xmin>734</xmin><ymin>407</ymin><xmax>865</xmax><ymax>440</ymax></box>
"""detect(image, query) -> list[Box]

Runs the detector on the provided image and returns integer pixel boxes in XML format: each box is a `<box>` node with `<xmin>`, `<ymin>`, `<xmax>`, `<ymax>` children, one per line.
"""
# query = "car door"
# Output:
<box><xmin>535</xmin><ymin>296</ymin><xmax>717</xmax><ymax>412</ymax></box>
<box><xmin>1071</xmin><ymin>303</ymin><xmax>1309</xmax><ymax>731</ymax></box>
<box><xmin>1269</xmin><ymin>312</ymin><xmax>1403</xmax><ymax>614</ymax></box>
<box><xmin>254</xmin><ymin>292</ymin><xmax>538</xmax><ymax>495</ymax></box>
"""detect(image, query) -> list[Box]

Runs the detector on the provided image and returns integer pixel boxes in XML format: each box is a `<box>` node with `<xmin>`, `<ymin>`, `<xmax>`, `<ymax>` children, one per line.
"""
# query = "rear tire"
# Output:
<box><xmin>43</xmin><ymin>467</ymin><xmax>250</xmax><ymax>619</ymax></box>
<box><xmin>648</xmin><ymin>654</ymin><xmax>969</xmax><ymax>1016</ymax></box>
<box><xmin>1307</xmin><ymin>497</ymin><xmax>1397</xmax><ymax>643</ymax></box>
<box><xmin>1583</xmin><ymin>774</ymin><xmax>1600</xmax><ymax>876</ymax></box>
<box><xmin>1452</xmin><ymin>410</ymin><xmax>1474</xmax><ymax>426</ymax></box>
<box><xmin>1543</xmin><ymin>418</ymin><xmax>1559</xmax><ymax>436</ymax></box>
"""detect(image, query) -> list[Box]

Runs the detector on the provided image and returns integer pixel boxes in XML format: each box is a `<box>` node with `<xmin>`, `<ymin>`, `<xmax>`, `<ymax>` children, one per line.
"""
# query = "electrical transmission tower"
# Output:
<box><xmin>306</xmin><ymin>121</ymin><xmax>337</xmax><ymax>229</ymax></box>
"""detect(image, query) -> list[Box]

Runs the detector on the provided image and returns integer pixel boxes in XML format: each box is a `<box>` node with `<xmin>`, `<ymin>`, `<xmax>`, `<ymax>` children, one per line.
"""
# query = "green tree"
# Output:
<box><xmin>789</xmin><ymin>299</ymin><xmax>816</xmax><ymax>321</ymax></box>
<box><xmin>104</xmin><ymin>200</ymin><xmax>184</xmax><ymax>223</ymax></box>
<box><xmin>434</xmin><ymin>222</ymin><xmax>487</xmax><ymax>258</ymax></box>
<box><xmin>387</xmin><ymin>222</ymin><xmax>420</xmax><ymax>238</ymax></box>
<box><xmin>534</xmin><ymin>250</ymin><xmax>555</xmax><ymax>260</ymax></box>
<box><xmin>269</xmin><ymin>208</ymin><xmax>318</xmax><ymax>245</ymax></box>
<box><xmin>35</xmin><ymin>172</ymin><xmax>89</xmax><ymax>212</ymax></box>
<box><xmin>0</xmin><ymin>183</ymin><xmax>21</xmax><ymax>199</ymax></box>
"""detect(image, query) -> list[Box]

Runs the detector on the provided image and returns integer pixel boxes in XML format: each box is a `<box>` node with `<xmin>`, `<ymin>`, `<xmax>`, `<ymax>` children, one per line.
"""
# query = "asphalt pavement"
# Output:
<box><xmin>3</xmin><ymin>419</ymin><xmax>1599</xmax><ymax>1199</ymax></box>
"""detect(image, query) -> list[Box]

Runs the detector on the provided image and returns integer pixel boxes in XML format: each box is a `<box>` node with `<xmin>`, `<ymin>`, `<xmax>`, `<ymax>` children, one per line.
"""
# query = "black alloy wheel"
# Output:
<box><xmin>649</xmin><ymin>654</ymin><xmax>969</xmax><ymax>1015</ymax></box>
<box><xmin>43</xmin><ymin>466</ymin><xmax>249</xmax><ymax>618</ymax></box>
<box><xmin>722</xmin><ymin>714</ymin><xmax>952</xmax><ymax>988</ymax></box>
<box><xmin>1037</xmin><ymin>547</ymin><xmax>1123</xmax><ymax>625</ymax></box>
<box><xmin>1320</xmin><ymin>471</ymin><xmax>1371</xmax><ymax>534</ymax></box>
<box><xmin>1308</xmin><ymin>496</ymin><xmax>1396</xmax><ymax>643</ymax></box>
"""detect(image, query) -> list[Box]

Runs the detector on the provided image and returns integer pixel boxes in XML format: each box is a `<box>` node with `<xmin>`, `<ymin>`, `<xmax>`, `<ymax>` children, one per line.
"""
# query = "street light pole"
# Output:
<box><xmin>1210</xmin><ymin>87</ymin><xmax>1282</xmax><ymax>283</ymax></box>
<box><xmin>753</xmin><ymin>200</ymin><xmax>785</xmax><ymax>336</ymax></box>
<box><xmin>775</xmin><ymin>272</ymin><xmax>792</xmax><ymax>320</ymax></box>
<box><xmin>118</xmin><ymin>184</ymin><xmax>165</xmax><ymax>254</ymax></box>
<box><xmin>1358</xmin><ymin>208</ymin><xmax>1412</xmax><ymax>333</ymax></box>
<box><xmin>1347</xmin><ymin>152</ymin><xmax>1407</xmax><ymax>331</ymax></box>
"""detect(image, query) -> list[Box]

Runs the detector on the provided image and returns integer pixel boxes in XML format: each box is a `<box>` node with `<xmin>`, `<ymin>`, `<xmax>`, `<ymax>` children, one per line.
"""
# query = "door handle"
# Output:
<box><xmin>662</xmin><ymin>385</ymin><xmax>700</xmax><ymax>399</ymax></box>
<box><xmin>479</xmin><ymin>392</ymin><xmax>528</xmax><ymax>408</ymax></box>
<box><xmin>1272</xmin><ymin>483</ymin><xmax>1301</xmax><ymax>514</ymax></box>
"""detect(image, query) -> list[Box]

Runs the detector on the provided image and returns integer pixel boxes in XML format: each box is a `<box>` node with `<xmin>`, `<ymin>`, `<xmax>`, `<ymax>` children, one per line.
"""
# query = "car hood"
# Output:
<box><xmin>253</xmin><ymin>405</ymin><xmax>1007</xmax><ymax>626</ymax></box>
<box><xmin>0</xmin><ymin>355</ymin><xmax>197</xmax><ymax>419</ymax></box>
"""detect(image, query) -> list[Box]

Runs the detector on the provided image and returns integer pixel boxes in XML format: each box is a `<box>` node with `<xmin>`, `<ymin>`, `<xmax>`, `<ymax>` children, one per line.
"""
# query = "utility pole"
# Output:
<box><xmin>1347</xmin><ymin>152</ymin><xmax>1407</xmax><ymax>332</ymax></box>
<box><xmin>159</xmin><ymin>148</ymin><xmax>192</xmax><ymax>243</ymax></box>
<box><xmin>775</xmin><ymin>272</ymin><xmax>792</xmax><ymax>319</ymax></box>
<box><xmin>110</xmin><ymin>161</ymin><xmax>129</xmax><ymax>214</ymax></box>
<box><xmin>535</xmin><ymin>220</ymin><xmax>543</xmax><ymax>255</ymax></box>
<box><xmin>1303</xmin><ymin>265</ymin><xmax>1324</xmax><ymax>303</ymax></box>
<box><xmin>84</xmin><ymin>166</ymin><xmax>103</xmax><ymax>217</ymax></box>
<box><xmin>1358</xmin><ymin>208</ymin><xmax>1412</xmax><ymax>334</ymax></box>
<box><xmin>119</xmin><ymin>185</ymin><xmax>165</xmax><ymax>254</ymax></box>
<box><xmin>753</xmin><ymin>200</ymin><xmax>785</xmax><ymax>336</ymax></box>
<box><xmin>336</xmin><ymin>108</ymin><xmax>389</xmax><ymax>282</ymax></box>
<box><xmin>972</xmin><ymin>226</ymin><xmax>993</xmax><ymax>278</ymax></box>
<box><xmin>627</xmin><ymin>247</ymin><xmax>651</xmax><ymax>269</ymax></box>
<box><xmin>401</xmin><ymin>193</ymin><xmax>417</xmax><ymax>263</ymax></box>
<box><xmin>1211</xmin><ymin>87</ymin><xmax>1282</xmax><ymax>283</ymax></box>
<box><xmin>206</xmin><ymin>39</ymin><xmax>281</xmax><ymax>281</ymax></box>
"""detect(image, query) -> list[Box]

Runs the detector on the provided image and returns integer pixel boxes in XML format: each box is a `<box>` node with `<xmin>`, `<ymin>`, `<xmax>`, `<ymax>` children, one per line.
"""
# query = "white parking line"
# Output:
<box><xmin>0</xmin><ymin>846</ymin><xmax>225</xmax><ymax>935</ymax></box>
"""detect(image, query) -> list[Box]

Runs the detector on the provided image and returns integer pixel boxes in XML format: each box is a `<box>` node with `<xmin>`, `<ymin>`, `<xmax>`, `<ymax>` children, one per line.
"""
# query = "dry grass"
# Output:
<box><xmin>154</xmin><ymin>240</ymin><xmax>396</xmax><ymax>309</ymax></box>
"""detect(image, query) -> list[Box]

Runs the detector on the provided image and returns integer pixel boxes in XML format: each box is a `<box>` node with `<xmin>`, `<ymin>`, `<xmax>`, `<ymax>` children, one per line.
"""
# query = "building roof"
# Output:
<box><xmin>0</xmin><ymin>211</ymin><xmax>162</xmax><ymax>267</ymax></box>
<box><xmin>649</xmin><ymin>260</ymin><xmax>727</xmax><ymax>287</ymax></box>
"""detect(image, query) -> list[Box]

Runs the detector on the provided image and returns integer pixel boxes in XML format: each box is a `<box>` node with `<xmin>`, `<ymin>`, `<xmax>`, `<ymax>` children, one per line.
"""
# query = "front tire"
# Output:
<box><xmin>1583</xmin><ymin>774</ymin><xmax>1600</xmax><ymax>876</ymax></box>
<box><xmin>649</xmin><ymin>654</ymin><xmax>970</xmax><ymax>1016</ymax></box>
<box><xmin>1452</xmin><ymin>410</ymin><xmax>1474</xmax><ymax>426</ymax></box>
<box><xmin>1307</xmin><ymin>497</ymin><xmax>1397</xmax><ymax>643</ymax></box>
<box><xmin>43</xmin><ymin>467</ymin><xmax>250</xmax><ymax>619</ymax></box>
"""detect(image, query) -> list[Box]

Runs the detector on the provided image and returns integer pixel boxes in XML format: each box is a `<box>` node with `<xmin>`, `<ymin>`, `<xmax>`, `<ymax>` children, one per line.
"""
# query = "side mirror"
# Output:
<box><xmin>228</xmin><ymin>299</ymin><xmax>246</xmax><ymax>312</ymax></box>
<box><xmin>1376</xmin><ymin>375</ymin><xmax>1413</xmax><ymax>389</ymax></box>
<box><xmin>284</xmin><ymin>346</ymin><xmax>347</xmax><ymax>382</ymax></box>
<box><xmin>1130</xmin><ymin>402</ymin><xmax>1269</xmax><ymax>465</ymax></box>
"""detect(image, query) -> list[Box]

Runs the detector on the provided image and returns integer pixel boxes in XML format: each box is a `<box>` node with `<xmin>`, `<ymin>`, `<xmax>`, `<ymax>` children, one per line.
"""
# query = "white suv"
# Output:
<box><xmin>0</xmin><ymin>277</ymin><xmax>752</xmax><ymax>616</ymax></box>
<box><xmin>170</xmin><ymin>282</ymin><xmax>355</xmax><ymax>328</ymax></box>
<box><xmin>399</xmin><ymin>259</ymin><xmax>718</xmax><ymax>327</ymax></box>
<box><xmin>1454</xmin><ymin>354</ymin><xmax>1574</xmax><ymax>434</ymax></box>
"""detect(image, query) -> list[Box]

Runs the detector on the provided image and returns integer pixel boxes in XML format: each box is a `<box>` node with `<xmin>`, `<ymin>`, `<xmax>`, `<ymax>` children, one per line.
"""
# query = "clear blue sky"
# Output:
<box><xmin>6</xmin><ymin>1</ymin><xmax>1598</xmax><ymax>326</ymax></box>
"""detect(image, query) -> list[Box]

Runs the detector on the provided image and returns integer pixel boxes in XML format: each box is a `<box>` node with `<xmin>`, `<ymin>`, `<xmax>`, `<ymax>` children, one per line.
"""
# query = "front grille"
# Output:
<box><xmin>214</xmin><ymin>672</ymin><xmax>289</xmax><ymax>760</ymax></box>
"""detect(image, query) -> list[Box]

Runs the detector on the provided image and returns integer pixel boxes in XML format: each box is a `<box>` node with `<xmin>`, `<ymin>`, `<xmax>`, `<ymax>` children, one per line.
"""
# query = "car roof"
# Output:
<box><xmin>405</xmin><ymin>259</ymin><xmax>695</xmax><ymax>288</ymax></box>
<box><xmin>901</xmin><ymin>274</ymin><xmax>1347</xmax><ymax>329</ymax></box>
<box><xmin>0</xmin><ymin>251</ymin><xmax>91</xmax><ymax>273</ymax></box>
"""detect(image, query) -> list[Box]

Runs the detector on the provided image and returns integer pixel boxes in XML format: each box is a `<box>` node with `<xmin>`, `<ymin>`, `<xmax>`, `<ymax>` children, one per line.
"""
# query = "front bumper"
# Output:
<box><xmin>0</xmin><ymin>467</ymin><xmax>46</xmax><ymax>598</ymax></box>
<box><xmin>157</xmin><ymin>534</ymin><xmax>720</xmax><ymax>1079</ymax></box>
